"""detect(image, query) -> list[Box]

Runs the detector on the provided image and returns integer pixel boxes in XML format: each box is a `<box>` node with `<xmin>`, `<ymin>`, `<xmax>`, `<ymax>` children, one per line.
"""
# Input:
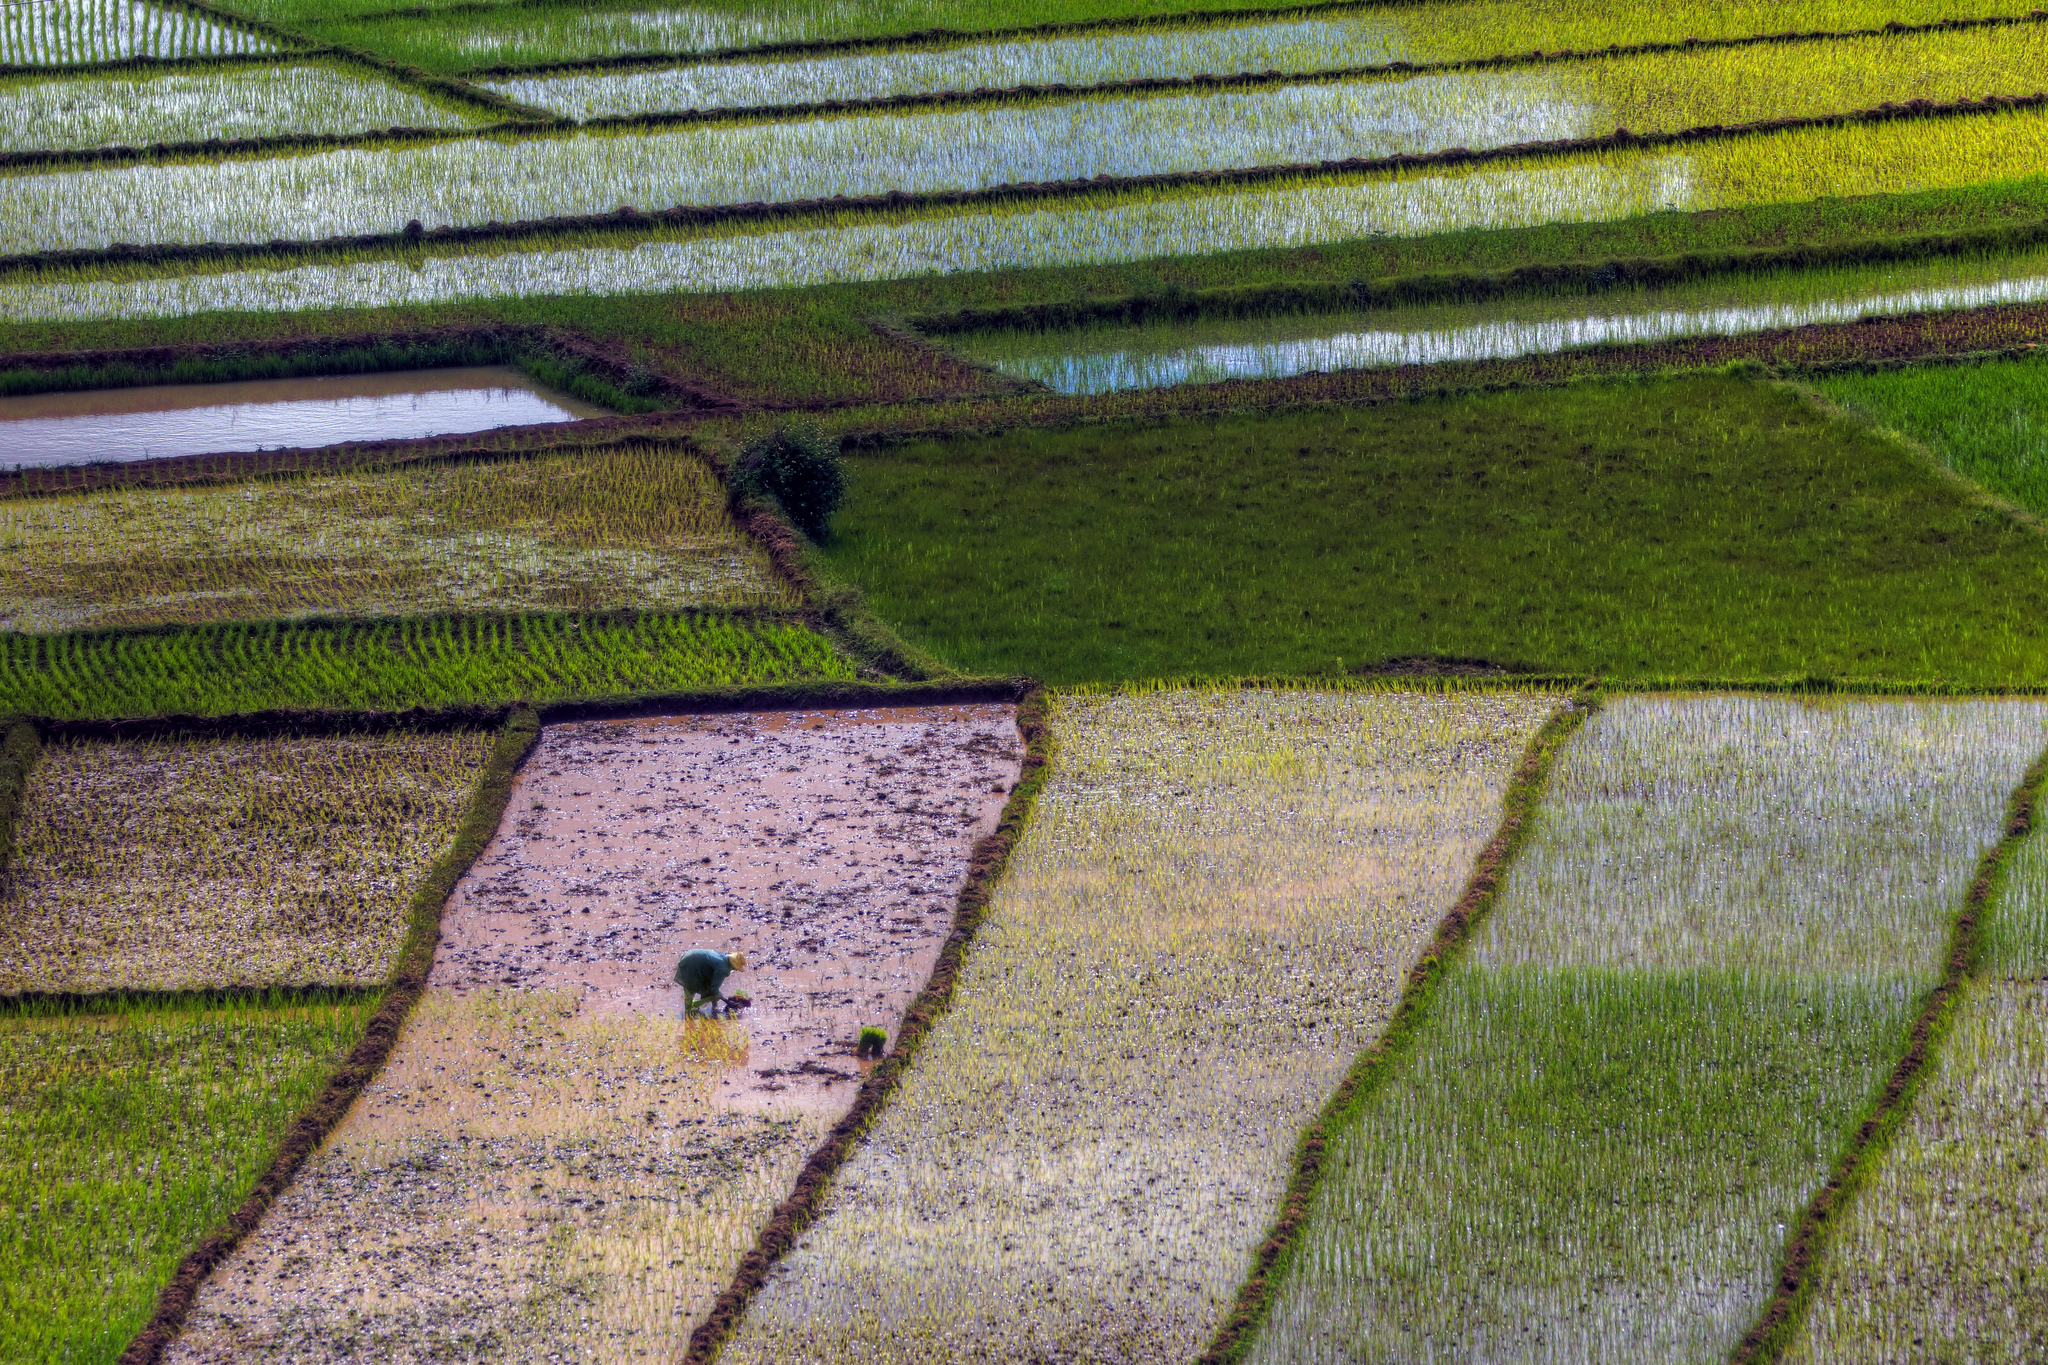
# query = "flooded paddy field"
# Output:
<box><xmin>164</xmin><ymin>704</ymin><xmax>1024</xmax><ymax>1362</ymax></box>
<box><xmin>0</xmin><ymin>366</ymin><xmax>607</xmax><ymax>466</ymax></box>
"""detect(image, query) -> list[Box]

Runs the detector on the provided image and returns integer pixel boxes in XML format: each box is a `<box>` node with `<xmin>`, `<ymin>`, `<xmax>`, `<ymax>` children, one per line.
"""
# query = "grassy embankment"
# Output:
<box><xmin>815</xmin><ymin>372</ymin><xmax>2048</xmax><ymax>683</ymax></box>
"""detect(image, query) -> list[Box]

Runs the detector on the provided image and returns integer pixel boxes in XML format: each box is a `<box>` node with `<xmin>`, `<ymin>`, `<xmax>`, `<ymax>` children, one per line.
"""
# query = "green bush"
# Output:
<box><xmin>735</xmin><ymin>422</ymin><xmax>847</xmax><ymax>541</ymax></box>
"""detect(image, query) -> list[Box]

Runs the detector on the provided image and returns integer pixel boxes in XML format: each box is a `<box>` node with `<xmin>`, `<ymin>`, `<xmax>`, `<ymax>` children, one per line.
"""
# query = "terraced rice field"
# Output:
<box><xmin>15</xmin><ymin>0</ymin><xmax>2048</xmax><ymax>1356</ymax></box>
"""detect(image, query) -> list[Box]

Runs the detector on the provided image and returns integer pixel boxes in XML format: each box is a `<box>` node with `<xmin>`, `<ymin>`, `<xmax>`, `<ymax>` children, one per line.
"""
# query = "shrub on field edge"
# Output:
<box><xmin>735</xmin><ymin>422</ymin><xmax>847</xmax><ymax>541</ymax></box>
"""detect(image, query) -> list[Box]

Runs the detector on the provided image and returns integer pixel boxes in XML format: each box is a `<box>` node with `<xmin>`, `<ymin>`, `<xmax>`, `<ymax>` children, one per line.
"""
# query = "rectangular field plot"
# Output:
<box><xmin>20</xmin><ymin>105</ymin><xmax>2048</xmax><ymax>321</ymax></box>
<box><xmin>720</xmin><ymin>687</ymin><xmax>1559</xmax><ymax>1363</ymax></box>
<box><xmin>0</xmin><ymin>991</ymin><xmax>379</xmax><ymax>1364</ymax></box>
<box><xmin>0</xmin><ymin>61</ymin><xmax>495</xmax><ymax>155</ymax></box>
<box><xmin>959</xmin><ymin>247</ymin><xmax>2048</xmax><ymax>393</ymax></box>
<box><xmin>0</xmin><ymin>613</ymin><xmax>856</xmax><ymax>719</ymax></box>
<box><xmin>1783</xmin><ymin>814</ymin><xmax>2048</xmax><ymax>1363</ymax></box>
<box><xmin>1251</xmin><ymin>694</ymin><xmax>2048</xmax><ymax>1363</ymax></box>
<box><xmin>13</xmin><ymin>30</ymin><xmax>2048</xmax><ymax>257</ymax></box>
<box><xmin>0</xmin><ymin>728</ymin><xmax>493</xmax><ymax>994</ymax></box>
<box><xmin>168</xmin><ymin>704</ymin><xmax>1024</xmax><ymax>1360</ymax></box>
<box><xmin>0</xmin><ymin>0</ymin><xmax>272</xmax><ymax>66</ymax></box>
<box><xmin>312</xmin><ymin>0</ymin><xmax>2041</xmax><ymax>75</ymax></box>
<box><xmin>0</xmin><ymin>444</ymin><xmax>793</xmax><ymax>634</ymax></box>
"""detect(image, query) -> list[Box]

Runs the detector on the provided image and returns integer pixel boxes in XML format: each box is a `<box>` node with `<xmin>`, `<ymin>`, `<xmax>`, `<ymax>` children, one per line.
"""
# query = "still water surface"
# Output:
<box><xmin>0</xmin><ymin>366</ymin><xmax>609</xmax><ymax>465</ymax></box>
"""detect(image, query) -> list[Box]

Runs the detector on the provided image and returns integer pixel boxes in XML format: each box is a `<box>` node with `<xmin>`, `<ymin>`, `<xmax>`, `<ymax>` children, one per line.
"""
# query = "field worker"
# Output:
<box><xmin>675</xmin><ymin>947</ymin><xmax>746</xmax><ymax>1016</ymax></box>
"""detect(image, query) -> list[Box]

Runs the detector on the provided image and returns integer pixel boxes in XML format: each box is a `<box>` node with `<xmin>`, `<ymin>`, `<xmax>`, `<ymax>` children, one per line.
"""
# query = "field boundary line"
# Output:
<box><xmin>7</xmin><ymin>90</ymin><xmax>2042</xmax><ymax>279</ymax></box>
<box><xmin>451</xmin><ymin>12</ymin><xmax>2048</xmax><ymax>123</ymax></box>
<box><xmin>113</xmin><ymin>704</ymin><xmax>541</xmax><ymax>1365</ymax></box>
<box><xmin>908</xmin><ymin>218</ymin><xmax>2048</xmax><ymax>335</ymax></box>
<box><xmin>1197</xmin><ymin>683</ymin><xmax>1599</xmax><ymax>1364</ymax></box>
<box><xmin>1776</xmin><ymin>375</ymin><xmax>2048</xmax><ymax>540</ymax></box>
<box><xmin>0</xmin><ymin>48</ymin><xmax>315</xmax><ymax>79</ymax></box>
<box><xmin>0</xmin><ymin>715</ymin><xmax>38</xmax><ymax>883</ymax></box>
<box><xmin>1729</xmin><ymin>741</ymin><xmax>2048</xmax><ymax>1363</ymax></box>
<box><xmin>677</xmin><ymin>680</ymin><xmax>1051</xmax><ymax>1364</ymax></box>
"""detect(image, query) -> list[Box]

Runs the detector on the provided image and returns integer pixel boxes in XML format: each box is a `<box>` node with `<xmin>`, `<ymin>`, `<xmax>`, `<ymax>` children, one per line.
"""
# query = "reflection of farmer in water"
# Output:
<box><xmin>675</xmin><ymin>948</ymin><xmax>746</xmax><ymax>1016</ymax></box>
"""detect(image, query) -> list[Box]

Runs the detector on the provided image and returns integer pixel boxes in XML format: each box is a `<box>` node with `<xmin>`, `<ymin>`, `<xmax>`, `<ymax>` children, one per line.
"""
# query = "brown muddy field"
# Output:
<box><xmin>163</xmin><ymin>704</ymin><xmax>1022</xmax><ymax>1364</ymax></box>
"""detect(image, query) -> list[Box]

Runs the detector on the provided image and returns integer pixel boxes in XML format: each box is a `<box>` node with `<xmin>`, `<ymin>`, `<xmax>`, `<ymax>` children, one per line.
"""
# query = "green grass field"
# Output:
<box><xmin>821</xmin><ymin>373</ymin><xmax>2048</xmax><ymax>683</ymax></box>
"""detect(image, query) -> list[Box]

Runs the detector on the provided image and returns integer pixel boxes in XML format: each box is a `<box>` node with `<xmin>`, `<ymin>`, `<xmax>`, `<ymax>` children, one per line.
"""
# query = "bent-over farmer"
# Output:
<box><xmin>675</xmin><ymin>947</ymin><xmax>746</xmax><ymax>1016</ymax></box>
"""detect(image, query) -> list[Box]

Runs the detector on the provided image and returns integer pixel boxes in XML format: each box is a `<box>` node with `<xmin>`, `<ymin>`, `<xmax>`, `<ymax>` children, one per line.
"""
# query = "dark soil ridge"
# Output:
<box><xmin>0</xmin><ymin>49</ymin><xmax>312</xmax><ymax>80</ymax></box>
<box><xmin>678</xmin><ymin>681</ymin><xmax>1050</xmax><ymax>1364</ymax></box>
<box><xmin>14</xmin><ymin>676</ymin><xmax>1032</xmax><ymax>740</ymax></box>
<box><xmin>1729</xmin><ymin>746</ymin><xmax>2048</xmax><ymax>1362</ymax></box>
<box><xmin>910</xmin><ymin>218</ymin><xmax>2048</xmax><ymax>335</ymax></box>
<box><xmin>1197</xmin><ymin>684</ymin><xmax>1599</xmax><ymax>1364</ymax></box>
<box><xmin>0</xmin><ymin>718</ymin><xmax>39</xmax><ymax>883</ymax></box>
<box><xmin>7</xmin><ymin>91</ymin><xmax>2039</xmax><ymax>280</ymax></box>
<box><xmin>113</xmin><ymin>704</ymin><xmax>542</xmax><ymax>1365</ymax></box>
<box><xmin>445</xmin><ymin>10</ymin><xmax>2048</xmax><ymax>119</ymax></box>
<box><xmin>0</xmin><ymin>320</ymin><xmax>739</xmax><ymax>410</ymax></box>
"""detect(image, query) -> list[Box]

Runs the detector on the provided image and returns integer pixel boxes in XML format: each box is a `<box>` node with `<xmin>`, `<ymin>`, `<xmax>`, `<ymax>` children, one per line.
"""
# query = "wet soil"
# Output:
<box><xmin>433</xmin><ymin>702</ymin><xmax>1024</xmax><ymax>1113</ymax></box>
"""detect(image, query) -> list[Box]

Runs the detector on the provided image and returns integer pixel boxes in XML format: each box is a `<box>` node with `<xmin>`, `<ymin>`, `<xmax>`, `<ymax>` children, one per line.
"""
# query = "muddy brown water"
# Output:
<box><xmin>0</xmin><ymin>366</ymin><xmax>609</xmax><ymax>465</ymax></box>
<box><xmin>433</xmin><ymin>704</ymin><xmax>1025</xmax><ymax>1114</ymax></box>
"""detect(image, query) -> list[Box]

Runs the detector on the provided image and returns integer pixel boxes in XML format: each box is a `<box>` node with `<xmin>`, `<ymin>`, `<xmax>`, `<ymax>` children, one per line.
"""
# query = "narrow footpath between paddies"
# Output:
<box><xmin>1250</xmin><ymin>694</ymin><xmax>2048</xmax><ymax>1365</ymax></box>
<box><xmin>160</xmin><ymin>704</ymin><xmax>1023</xmax><ymax>1363</ymax></box>
<box><xmin>722</xmin><ymin>686</ymin><xmax>1562</xmax><ymax>1364</ymax></box>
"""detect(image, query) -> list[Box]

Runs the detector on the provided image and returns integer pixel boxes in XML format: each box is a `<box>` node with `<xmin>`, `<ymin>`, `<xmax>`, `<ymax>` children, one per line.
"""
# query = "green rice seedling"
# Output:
<box><xmin>0</xmin><ymin>729</ymin><xmax>493</xmax><ymax>993</ymax></box>
<box><xmin>164</xmin><ymin>988</ymin><xmax>822</xmax><ymax>1363</ymax></box>
<box><xmin>1811</xmin><ymin>353</ymin><xmax>2048</xmax><ymax>520</ymax></box>
<box><xmin>0</xmin><ymin>612</ymin><xmax>855</xmax><ymax>719</ymax></box>
<box><xmin>18</xmin><ymin>105</ymin><xmax>2048</xmax><ymax>322</ymax></box>
<box><xmin>0</xmin><ymin>443</ymin><xmax>795</xmax><ymax>633</ymax></box>
<box><xmin>720</xmin><ymin>685</ymin><xmax>1562</xmax><ymax>1364</ymax></box>
<box><xmin>0</xmin><ymin>61</ymin><xmax>494</xmax><ymax>155</ymax></box>
<box><xmin>296</xmin><ymin>0</ymin><xmax>2041</xmax><ymax>74</ymax></box>
<box><xmin>1780</xmin><ymin>802</ymin><xmax>2048</xmax><ymax>1363</ymax></box>
<box><xmin>16</xmin><ymin>30</ymin><xmax>2048</xmax><ymax>258</ymax></box>
<box><xmin>960</xmin><ymin>245</ymin><xmax>2048</xmax><ymax>393</ymax></box>
<box><xmin>1251</xmin><ymin>694</ymin><xmax>2048</xmax><ymax>1364</ymax></box>
<box><xmin>0</xmin><ymin>989</ymin><xmax>380</xmax><ymax>1364</ymax></box>
<box><xmin>492</xmin><ymin>22</ymin><xmax>2048</xmax><ymax>130</ymax></box>
<box><xmin>0</xmin><ymin>0</ymin><xmax>272</xmax><ymax>67</ymax></box>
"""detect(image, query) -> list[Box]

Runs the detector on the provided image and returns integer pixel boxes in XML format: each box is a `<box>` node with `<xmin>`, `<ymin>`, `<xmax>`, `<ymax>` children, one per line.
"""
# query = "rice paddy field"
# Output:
<box><xmin>16</xmin><ymin>0</ymin><xmax>2048</xmax><ymax>1357</ymax></box>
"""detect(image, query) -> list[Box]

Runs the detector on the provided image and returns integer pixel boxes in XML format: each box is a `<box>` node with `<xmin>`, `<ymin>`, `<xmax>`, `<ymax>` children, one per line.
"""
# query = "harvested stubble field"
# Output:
<box><xmin>0</xmin><ymin>729</ymin><xmax>492</xmax><ymax>994</ymax></box>
<box><xmin>0</xmin><ymin>990</ymin><xmax>380</xmax><ymax>1364</ymax></box>
<box><xmin>725</xmin><ymin>685</ymin><xmax>1558</xmax><ymax>1364</ymax></box>
<box><xmin>172</xmin><ymin>704</ymin><xmax>1022</xmax><ymax>1361</ymax></box>
<box><xmin>1254</xmin><ymin>694</ymin><xmax>2048</xmax><ymax>1363</ymax></box>
<box><xmin>0</xmin><ymin>443</ymin><xmax>794</xmax><ymax>633</ymax></box>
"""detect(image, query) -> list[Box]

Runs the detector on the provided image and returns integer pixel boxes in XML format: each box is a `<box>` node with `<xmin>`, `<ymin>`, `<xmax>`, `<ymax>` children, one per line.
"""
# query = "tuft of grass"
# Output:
<box><xmin>821</xmin><ymin>373</ymin><xmax>2048</xmax><ymax>684</ymax></box>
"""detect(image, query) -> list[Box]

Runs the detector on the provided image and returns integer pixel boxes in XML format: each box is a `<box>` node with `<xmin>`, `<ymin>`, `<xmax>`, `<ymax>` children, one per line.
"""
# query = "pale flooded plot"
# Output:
<box><xmin>960</xmin><ymin>250</ymin><xmax>2048</xmax><ymax>393</ymax></box>
<box><xmin>0</xmin><ymin>730</ymin><xmax>494</xmax><ymax>995</ymax></box>
<box><xmin>0</xmin><ymin>365</ymin><xmax>607</xmax><ymax>465</ymax></box>
<box><xmin>721</xmin><ymin>687</ymin><xmax>1561</xmax><ymax>1365</ymax></box>
<box><xmin>492</xmin><ymin>20</ymin><xmax>2048</xmax><ymax>124</ymax></box>
<box><xmin>378</xmin><ymin>0</ymin><xmax>2041</xmax><ymax>73</ymax></box>
<box><xmin>11</xmin><ymin>105</ymin><xmax>2048</xmax><ymax>322</ymax></box>
<box><xmin>0</xmin><ymin>0</ymin><xmax>271</xmax><ymax>65</ymax></box>
<box><xmin>1783</xmin><ymin>818</ymin><xmax>2048</xmax><ymax>1364</ymax></box>
<box><xmin>12</xmin><ymin>25</ymin><xmax>2048</xmax><ymax>256</ymax></box>
<box><xmin>167</xmin><ymin>705</ymin><xmax>1024</xmax><ymax>1363</ymax></box>
<box><xmin>0</xmin><ymin>61</ymin><xmax>494</xmax><ymax>154</ymax></box>
<box><xmin>0</xmin><ymin>442</ymin><xmax>792</xmax><ymax>633</ymax></box>
<box><xmin>1253</xmin><ymin>695</ymin><xmax>2048</xmax><ymax>1365</ymax></box>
